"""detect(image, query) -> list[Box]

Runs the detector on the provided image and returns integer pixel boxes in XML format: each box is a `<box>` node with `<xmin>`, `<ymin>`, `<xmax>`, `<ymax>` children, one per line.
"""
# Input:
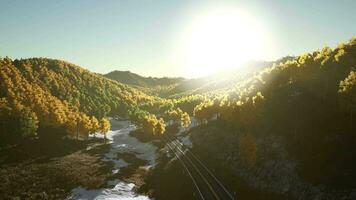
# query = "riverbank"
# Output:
<box><xmin>0</xmin><ymin>138</ymin><xmax>113</xmax><ymax>200</ymax></box>
<box><xmin>0</xmin><ymin>119</ymin><xmax>197</xmax><ymax>200</ymax></box>
<box><xmin>67</xmin><ymin>120</ymin><xmax>154</xmax><ymax>199</ymax></box>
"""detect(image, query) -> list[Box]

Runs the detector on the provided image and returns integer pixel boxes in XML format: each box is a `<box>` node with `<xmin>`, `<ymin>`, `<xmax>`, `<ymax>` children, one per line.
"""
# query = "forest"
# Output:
<box><xmin>1</xmin><ymin>36</ymin><xmax>356</xmax><ymax>199</ymax></box>
<box><xmin>1</xmin><ymin>37</ymin><xmax>355</xmax><ymax>147</ymax></box>
<box><xmin>0</xmin><ymin>58</ymin><xmax>196</xmax><ymax>147</ymax></box>
<box><xmin>2</xmin><ymin>0</ymin><xmax>356</xmax><ymax>198</ymax></box>
<box><xmin>105</xmin><ymin>37</ymin><xmax>356</xmax><ymax>194</ymax></box>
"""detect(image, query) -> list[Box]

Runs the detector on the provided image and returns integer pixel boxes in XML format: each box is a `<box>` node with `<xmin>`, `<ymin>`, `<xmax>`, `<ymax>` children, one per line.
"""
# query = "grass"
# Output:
<box><xmin>0</xmin><ymin>138</ymin><xmax>114</xmax><ymax>200</ymax></box>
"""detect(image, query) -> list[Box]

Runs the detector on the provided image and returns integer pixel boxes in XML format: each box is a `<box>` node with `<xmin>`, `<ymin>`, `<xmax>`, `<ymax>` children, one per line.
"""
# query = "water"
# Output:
<box><xmin>67</xmin><ymin>119</ymin><xmax>156</xmax><ymax>200</ymax></box>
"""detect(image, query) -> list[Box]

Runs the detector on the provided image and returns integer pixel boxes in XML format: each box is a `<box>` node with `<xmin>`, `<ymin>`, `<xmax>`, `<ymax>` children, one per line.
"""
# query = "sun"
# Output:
<box><xmin>177</xmin><ymin>7</ymin><xmax>273</xmax><ymax>77</ymax></box>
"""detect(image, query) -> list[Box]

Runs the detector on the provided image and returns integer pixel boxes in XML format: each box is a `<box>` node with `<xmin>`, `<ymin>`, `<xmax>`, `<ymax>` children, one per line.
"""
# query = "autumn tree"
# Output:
<box><xmin>339</xmin><ymin>70</ymin><xmax>356</xmax><ymax>129</ymax></box>
<box><xmin>142</xmin><ymin>114</ymin><xmax>158</xmax><ymax>135</ymax></box>
<box><xmin>155</xmin><ymin>118</ymin><xmax>166</xmax><ymax>135</ymax></box>
<box><xmin>19</xmin><ymin>107</ymin><xmax>39</xmax><ymax>138</ymax></box>
<box><xmin>99</xmin><ymin>118</ymin><xmax>110</xmax><ymax>140</ymax></box>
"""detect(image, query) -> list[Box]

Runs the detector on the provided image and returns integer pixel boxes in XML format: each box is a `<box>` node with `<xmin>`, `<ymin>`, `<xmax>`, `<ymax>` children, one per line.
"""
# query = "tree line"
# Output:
<box><xmin>188</xmin><ymin>36</ymin><xmax>356</xmax><ymax>185</ymax></box>
<box><xmin>0</xmin><ymin>57</ymin><xmax>203</xmax><ymax>147</ymax></box>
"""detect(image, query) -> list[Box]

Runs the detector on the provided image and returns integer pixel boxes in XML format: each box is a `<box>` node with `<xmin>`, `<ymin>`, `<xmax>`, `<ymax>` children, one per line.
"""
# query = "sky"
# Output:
<box><xmin>0</xmin><ymin>0</ymin><xmax>355</xmax><ymax>78</ymax></box>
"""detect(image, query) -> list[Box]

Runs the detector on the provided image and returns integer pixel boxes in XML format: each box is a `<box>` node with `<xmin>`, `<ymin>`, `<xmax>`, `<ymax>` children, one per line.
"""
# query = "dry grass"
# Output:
<box><xmin>0</xmin><ymin>139</ymin><xmax>113</xmax><ymax>200</ymax></box>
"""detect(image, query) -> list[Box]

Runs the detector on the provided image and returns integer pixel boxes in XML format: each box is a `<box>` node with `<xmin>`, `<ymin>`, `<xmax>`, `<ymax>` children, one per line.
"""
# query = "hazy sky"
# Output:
<box><xmin>1</xmin><ymin>0</ymin><xmax>355</xmax><ymax>78</ymax></box>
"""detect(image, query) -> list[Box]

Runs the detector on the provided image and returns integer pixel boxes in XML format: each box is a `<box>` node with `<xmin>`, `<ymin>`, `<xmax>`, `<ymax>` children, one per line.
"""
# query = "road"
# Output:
<box><xmin>163</xmin><ymin>135</ymin><xmax>236</xmax><ymax>200</ymax></box>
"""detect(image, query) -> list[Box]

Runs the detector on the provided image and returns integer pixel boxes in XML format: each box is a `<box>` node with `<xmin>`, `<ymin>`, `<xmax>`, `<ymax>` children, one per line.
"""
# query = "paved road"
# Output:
<box><xmin>163</xmin><ymin>135</ymin><xmax>235</xmax><ymax>200</ymax></box>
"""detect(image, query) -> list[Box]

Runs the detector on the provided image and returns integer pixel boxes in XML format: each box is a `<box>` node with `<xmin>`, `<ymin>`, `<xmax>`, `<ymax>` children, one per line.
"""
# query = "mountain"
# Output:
<box><xmin>166</xmin><ymin>60</ymin><xmax>274</xmax><ymax>97</ymax></box>
<box><xmin>105</xmin><ymin>61</ymin><xmax>274</xmax><ymax>98</ymax></box>
<box><xmin>104</xmin><ymin>70</ymin><xmax>184</xmax><ymax>87</ymax></box>
<box><xmin>188</xmin><ymin>37</ymin><xmax>356</xmax><ymax>198</ymax></box>
<box><xmin>0</xmin><ymin>58</ymin><xmax>163</xmax><ymax>146</ymax></box>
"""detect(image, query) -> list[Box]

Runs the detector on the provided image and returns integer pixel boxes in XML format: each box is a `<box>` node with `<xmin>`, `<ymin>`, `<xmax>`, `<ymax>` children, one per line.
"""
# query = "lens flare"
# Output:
<box><xmin>177</xmin><ymin>7</ymin><xmax>274</xmax><ymax>77</ymax></box>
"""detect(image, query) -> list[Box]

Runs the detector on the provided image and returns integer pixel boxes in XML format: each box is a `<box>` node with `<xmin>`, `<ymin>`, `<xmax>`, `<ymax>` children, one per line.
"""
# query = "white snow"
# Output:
<box><xmin>68</xmin><ymin>119</ymin><xmax>154</xmax><ymax>200</ymax></box>
<box><xmin>180</xmin><ymin>135</ymin><xmax>193</xmax><ymax>148</ymax></box>
<box><xmin>67</xmin><ymin>181</ymin><xmax>150</xmax><ymax>200</ymax></box>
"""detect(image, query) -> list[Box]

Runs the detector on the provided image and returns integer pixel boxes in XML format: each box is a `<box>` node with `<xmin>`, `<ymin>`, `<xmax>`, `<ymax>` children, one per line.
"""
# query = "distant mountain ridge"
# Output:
<box><xmin>104</xmin><ymin>70</ymin><xmax>185</xmax><ymax>88</ymax></box>
<box><xmin>104</xmin><ymin>60</ymin><xmax>278</xmax><ymax>97</ymax></box>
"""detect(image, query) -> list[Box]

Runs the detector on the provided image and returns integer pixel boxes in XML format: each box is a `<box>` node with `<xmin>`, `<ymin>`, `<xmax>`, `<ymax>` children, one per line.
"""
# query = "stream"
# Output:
<box><xmin>66</xmin><ymin>118</ymin><xmax>156</xmax><ymax>200</ymax></box>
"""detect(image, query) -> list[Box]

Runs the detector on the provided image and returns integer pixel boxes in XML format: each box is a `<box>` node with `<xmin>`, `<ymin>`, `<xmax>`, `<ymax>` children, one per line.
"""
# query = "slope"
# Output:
<box><xmin>188</xmin><ymin>36</ymin><xmax>356</xmax><ymax>198</ymax></box>
<box><xmin>0</xmin><ymin>58</ymin><xmax>163</xmax><ymax>146</ymax></box>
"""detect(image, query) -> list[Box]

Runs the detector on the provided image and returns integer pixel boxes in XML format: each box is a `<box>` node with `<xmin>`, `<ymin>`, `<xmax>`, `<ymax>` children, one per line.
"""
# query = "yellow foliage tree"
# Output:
<box><xmin>99</xmin><ymin>118</ymin><xmax>110</xmax><ymax>140</ymax></box>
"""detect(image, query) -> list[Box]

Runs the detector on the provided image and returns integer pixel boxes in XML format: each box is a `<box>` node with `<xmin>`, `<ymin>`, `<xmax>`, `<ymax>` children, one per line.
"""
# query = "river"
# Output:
<box><xmin>66</xmin><ymin>118</ymin><xmax>156</xmax><ymax>200</ymax></box>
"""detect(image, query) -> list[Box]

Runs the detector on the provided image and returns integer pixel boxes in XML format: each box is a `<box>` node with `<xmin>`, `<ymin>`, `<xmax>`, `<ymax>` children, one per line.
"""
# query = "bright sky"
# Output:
<box><xmin>0</xmin><ymin>0</ymin><xmax>355</xmax><ymax>78</ymax></box>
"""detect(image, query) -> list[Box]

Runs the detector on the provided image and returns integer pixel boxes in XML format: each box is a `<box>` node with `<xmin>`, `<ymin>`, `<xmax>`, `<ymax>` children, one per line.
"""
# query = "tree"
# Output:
<box><xmin>76</xmin><ymin>114</ymin><xmax>92</xmax><ymax>139</ymax></box>
<box><xmin>90</xmin><ymin>116</ymin><xmax>100</xmax><ymax>133</ymax></box>
<box><xmin>155</xmin><ymin>118</ymin><xmax>166</xmax><ymax>135</ymax></box>
<box><xmin>164</xmin><ymin>109</ymin><xmax>180</xmax><ymax>125</ymax></box>
<box><xmin>99</xmin><ymin>118</ymin><xmax>110</xmax><ymax>140</ymax></box>
<box><xmin>142</xmin><ymin>114</ymin><xmax>157</xmax><ymax>135</ymax></box>
<box><xmin>339</xmin><ymin>70</ymin><xmax>356</xmax><ymax>129</ymax></box>
<box><xmin>180</xmin><ymin>112</ymin><xmax>191</xmax><ymax>128</ymax></box>
<box><xmin>19</xmin><ymin>107</ymin><xmax>39</xmax><ymax>138</ymax></box>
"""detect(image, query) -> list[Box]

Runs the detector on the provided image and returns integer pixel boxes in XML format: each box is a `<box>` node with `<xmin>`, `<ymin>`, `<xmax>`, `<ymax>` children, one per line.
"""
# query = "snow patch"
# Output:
<box><xmin>67</xmin><ymin>181</ymin><xmax>150</xmax><ymax>200</ymax></box>
<box><xmin>68</xmin><ymin>119</ymin><xmax>153</xmax><ymax>200</ymax></box>
<box><xmin>180</xmin><ymin>135</ymin><xmax>193</xmax><ymax>148</ymax></box>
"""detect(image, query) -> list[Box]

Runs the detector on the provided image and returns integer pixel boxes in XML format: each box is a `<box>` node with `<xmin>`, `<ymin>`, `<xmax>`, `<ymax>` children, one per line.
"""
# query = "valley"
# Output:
<box><xmin>1</xmin><ymin>29</ymin><xmax>355</xmax><ymax>200</ymax></box>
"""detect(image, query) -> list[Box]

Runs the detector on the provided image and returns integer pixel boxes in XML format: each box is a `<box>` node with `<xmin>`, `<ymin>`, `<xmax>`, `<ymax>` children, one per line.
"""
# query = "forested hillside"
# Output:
<box><xmin>188</xmin><ymin>37</ymin><xmax>356</xmax><ymax>197</ymax></box>
<box><xmin>0</xmin><ymin>58</ymin><xmax>144</xmax><ymax>146</ymax></box>
<box><xmin>104</xmin><ymin>70</ymin><xmax>184</xmax><ymax>87</ymax></box>
<box><xmin>104</xmin><ymin>70</ymin><xmax>184</xmax><ymax>97</ymax></box>
<box><xmin>1</xmin><ymin>35</ymin><xmax>355</xmax><ymax>198</ymax></box>
<box><xmin>0</xmin><ymin>58</ymin><xmax>199</xmax><ymax>147</ymax></box>
<box><xmin>2</xmin><ymin>1</ymin><xmax>355</xmax><ymax>199</ymax></box>
<box><xmin>193</xmin><ymin>37</ymin><xmax>355</xmax><ymax>134</ymax></box>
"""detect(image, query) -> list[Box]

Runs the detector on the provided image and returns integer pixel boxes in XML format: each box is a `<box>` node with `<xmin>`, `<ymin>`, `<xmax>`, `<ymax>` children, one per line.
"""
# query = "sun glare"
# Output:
<box><xmin>178</xmin><ymin>7</ymin><xmax>273</xmax><ymax>77</ymax></box>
